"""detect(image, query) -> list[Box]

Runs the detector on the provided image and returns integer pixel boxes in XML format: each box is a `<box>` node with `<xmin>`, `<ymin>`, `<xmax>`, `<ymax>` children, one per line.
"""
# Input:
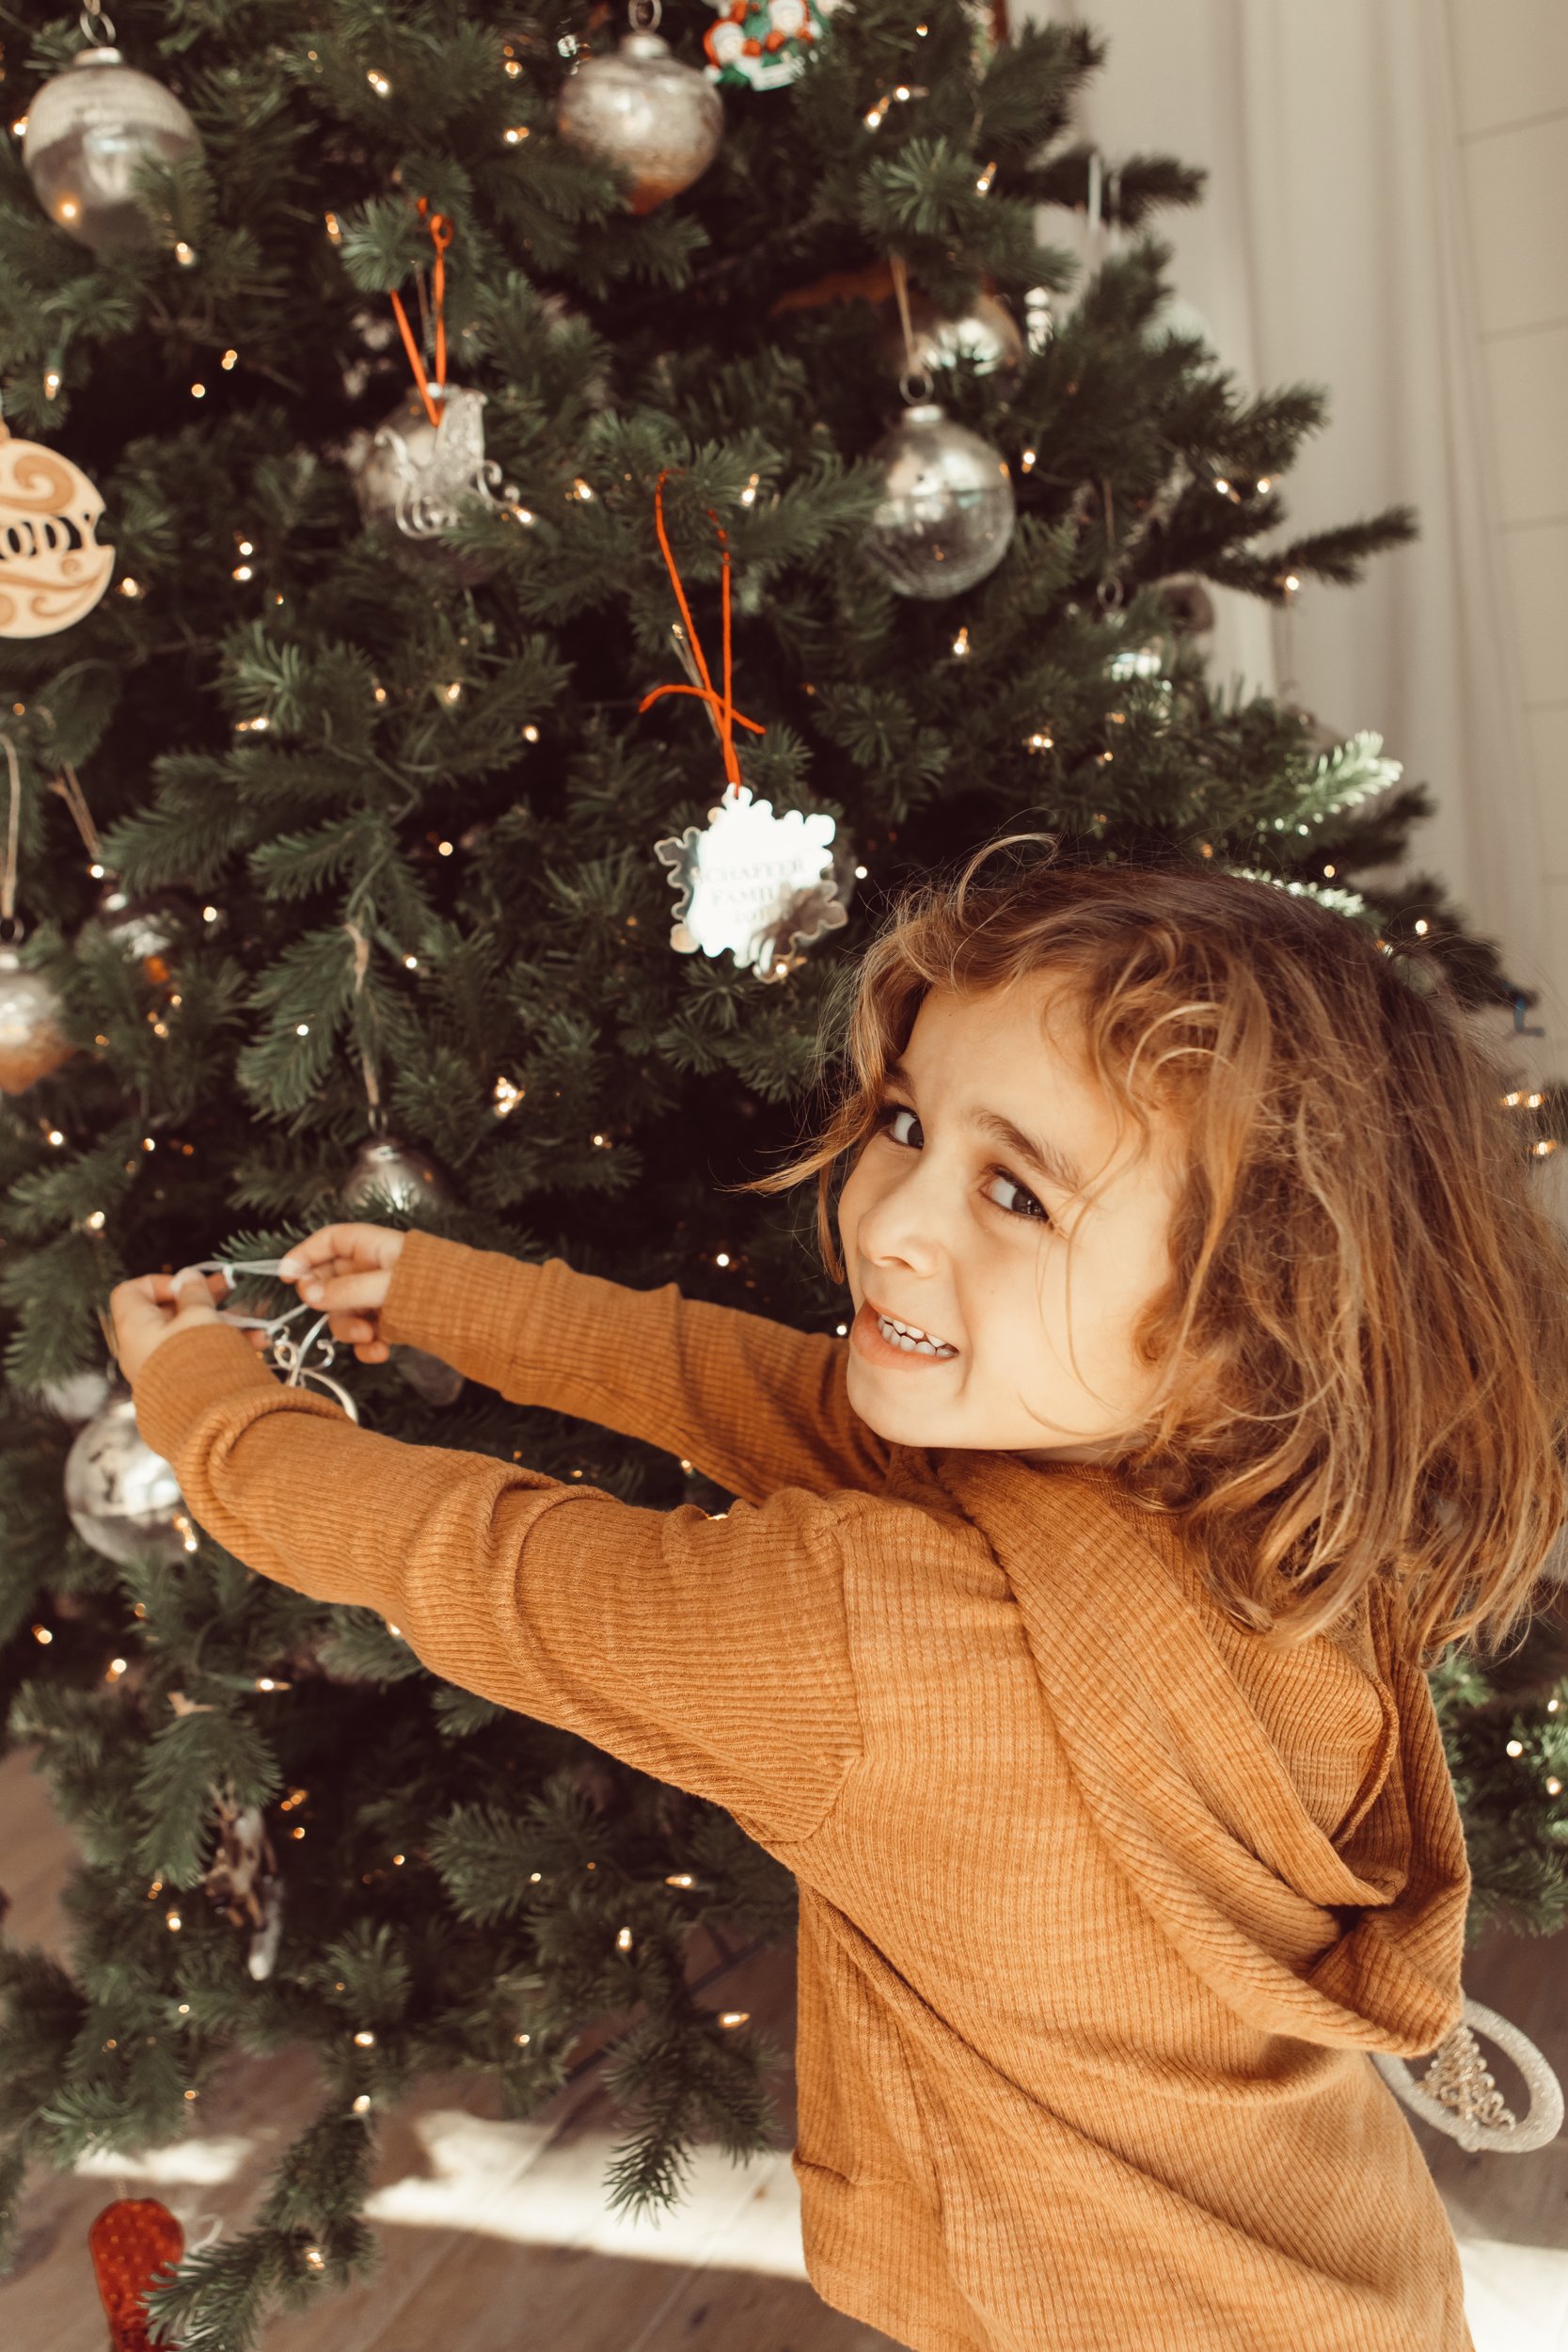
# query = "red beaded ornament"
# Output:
<box><xmin>88</xmin><ymin>2196</ymin><xmax>184</xmax><ymax>2352</ymax></box>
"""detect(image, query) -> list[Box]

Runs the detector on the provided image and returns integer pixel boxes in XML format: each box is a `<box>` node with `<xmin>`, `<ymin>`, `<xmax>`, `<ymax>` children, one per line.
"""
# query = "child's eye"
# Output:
<box><xmin>870</xmin><ymin>1100</ymin><xmax>1051</xmax><ymax>1225</ymax></box>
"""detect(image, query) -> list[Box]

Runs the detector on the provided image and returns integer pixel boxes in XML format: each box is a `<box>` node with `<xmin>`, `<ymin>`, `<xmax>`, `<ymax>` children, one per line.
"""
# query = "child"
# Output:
<box><xmin>111</xmin><ymin>837</ymin><xmax>1568</xmax><ymax>2352</ymax></box>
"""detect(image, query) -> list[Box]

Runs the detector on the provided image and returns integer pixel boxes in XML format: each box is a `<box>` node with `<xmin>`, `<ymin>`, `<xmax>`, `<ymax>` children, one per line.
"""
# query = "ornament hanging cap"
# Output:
<box><xmin>389</xmin><ymin>200</ymin><xmax>454</xmax><ymax>430</ymax></box>
<box><xmin>639</xmin><ymin>471</ymin><xmax>765</xmax><ymax>795</ymax></box>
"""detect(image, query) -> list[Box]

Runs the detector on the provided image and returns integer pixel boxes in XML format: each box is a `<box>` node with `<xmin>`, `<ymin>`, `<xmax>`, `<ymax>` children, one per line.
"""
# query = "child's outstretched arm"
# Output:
<box><xmin>278</xmin><ymin>1225</ymin><xmax>895</xmax><ymax>1504</ymax></box>
<box><xmin>119</xmin><ymin>1299</ymin><xmax>862</xmax><ymax>1848</ymax></box>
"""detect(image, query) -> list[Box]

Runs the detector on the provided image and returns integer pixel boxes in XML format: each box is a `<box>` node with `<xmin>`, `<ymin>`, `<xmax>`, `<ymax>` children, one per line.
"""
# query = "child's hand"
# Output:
<box><xmin>277</xmin><ymin>1224</ymin><xmax>407</xmax><ymax>1364</ymax></box>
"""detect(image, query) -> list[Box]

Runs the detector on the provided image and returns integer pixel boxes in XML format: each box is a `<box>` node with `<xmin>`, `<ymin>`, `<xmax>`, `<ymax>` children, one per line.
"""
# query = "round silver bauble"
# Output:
<box><xmin>341</xmin><ymin>1136</ymin><xmax>463</xmax><ymax>1404</ymax></box>
<box><xmin>36</xmin><ymin>1365</ymin><xmax>115</xmax><ymax>1424</ymax></box>
<box><xmin>0</xmin><ymin>946</ymin><xmax>73</xmax><ymax>1095</ymax></box>
<box><xmin>879</xmin><ymin>291</ymin><xmax>1024</xmax><ymax>385</ymax></box>
<box><xmin>341</xmin><ymin>1134</ymin><xmax>449</xmax><ymax>1215</ymax></box>
<box><xmin>64</xmin><ymin>1391</ymin><xmax>192</xmax><ymax>1565</ymax></box>
<box><xmin>23</xmin><ymin>48</ymin><xmax>202</xmax><ymax>255</ymax></box>
<box><xmin>555</xmin><ymin>33</ymin><xmax>723</xmax><ymax>214</ymax></box>
<box><xmin>863</xmin><ymin>403</ymin><xmax>1016</xmax><ymax>600</ymax></box>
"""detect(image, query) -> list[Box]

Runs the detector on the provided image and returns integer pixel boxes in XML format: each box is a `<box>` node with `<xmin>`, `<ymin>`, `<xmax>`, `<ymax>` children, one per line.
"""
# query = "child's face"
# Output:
<box><xmin>836</xmin><ymin>978</ymin><xmax>1181</xmax><ymax>1463</ymax></box>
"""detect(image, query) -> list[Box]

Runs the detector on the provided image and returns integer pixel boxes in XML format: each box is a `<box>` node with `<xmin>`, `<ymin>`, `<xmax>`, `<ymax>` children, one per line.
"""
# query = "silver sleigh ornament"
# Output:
<box><xmin>350</xmin><ymin>384</ymin><xmax>507</xmax><ymax>541</ymax></box>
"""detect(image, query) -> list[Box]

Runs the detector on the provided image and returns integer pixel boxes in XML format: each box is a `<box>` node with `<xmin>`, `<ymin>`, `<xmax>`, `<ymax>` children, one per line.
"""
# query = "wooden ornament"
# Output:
<box><xmin>0</xmin><ymin>420</ymin><xmax>115</xmax><ymax>638</ymax></box>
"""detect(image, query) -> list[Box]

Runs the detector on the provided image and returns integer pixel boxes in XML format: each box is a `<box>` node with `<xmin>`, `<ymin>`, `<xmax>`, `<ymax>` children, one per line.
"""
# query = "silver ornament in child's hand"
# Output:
<box><xmin>654</xmin><ymin>782</ymin><xmax>848</xmax><ymax>980</ymax></box>
<box><xmin>0</xmin><ymin>422</ymin><xmax>115</xmax><ymax>639</ymax></box>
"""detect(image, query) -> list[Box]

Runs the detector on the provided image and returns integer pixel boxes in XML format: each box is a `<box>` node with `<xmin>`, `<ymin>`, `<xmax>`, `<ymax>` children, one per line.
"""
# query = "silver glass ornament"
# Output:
<box><xmin>35</xmin><ymin>1365</ymin><xmax>114</xmax><ymax>1423</ymax></box>
<box><xmin>879</xmin><ymin>291</ymin><xmax>1024</xmax><ymax>386</ymax></box>
<box><xmin>556</xmin><ymin>31</ymin><xmax>723</xmax><ymax>214</ymax></box>
<box><xmin>863</xmin><ymin>403</ymin><xmax>1016</xmax><ymax>600</ymax></box>
<box><xmin>341</xmin><ymin>1136</ymin><xmax>464</xmax><ymax>1406</ymax></box>
<box><xmin>0</xmin><ymin>945</ymin><xmax>73</xmax><ymax>1094</ymax></box>
<box><xmin>349</xmin><ymin>386</ymin><xmax>506</xmax><ymax>543</ymax></box>
<box><xmin>24</xmin><ymin>48</ymin><xmax>201</xmax><ymax>255</ymax></box>
<box><xmin>64</xmin><ymin>1391</ymin><xmax>192</xmax><ymax>1565</ymax></box>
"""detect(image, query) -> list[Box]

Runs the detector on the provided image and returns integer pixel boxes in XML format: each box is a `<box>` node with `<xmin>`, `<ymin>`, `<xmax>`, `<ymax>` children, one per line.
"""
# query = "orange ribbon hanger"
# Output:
<box><xmin>639</xmin><ymin>469</ymin><xmax>765</xmax><ymax>794</ymax></box>
<box><xmin>389</xmin><ymin>199</ymin><xmax>453</xmax><ymax>429</ymax></box>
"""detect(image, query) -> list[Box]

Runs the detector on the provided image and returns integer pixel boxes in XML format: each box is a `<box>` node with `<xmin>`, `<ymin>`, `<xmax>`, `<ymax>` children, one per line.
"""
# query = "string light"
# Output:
<box><xmin>232</xmin><ymin>564</ymin><xmax>253</xmax><ymax>581</ymax></box>
<box><xmin>106</xmin><ymin>1657</ymin><xmax>128</xmax><ymax>1679</ymax></box>
<box><xmin>166</xmin><ymin>1909</ymin><xmax>182</xmax><ymax>1931</ymax></box>
<box><xmin>507</xmin><ymin>501</ymin><xmax>535</xmax><ymax>525</ymax></box>
<box><xmin>403</xmin><ymin>953</ymin><xmax>419</xmax><ymax>970</ymax></box>
<box><xmin>46</xmin><ymin>1127</ymin><xmax>64</xmax><ymax>1146</ymax></box>
<box><xmin>1547</xmin><ymin>1777</ymin><xmax>1562</xmax><ymax>1797</ymax></box>
<box><xmin>974</xmin><ymin>160</ymin><xmax>997</xmax><ymax>193</ymax></box>
<box><xmin>493</xmin><ymin>1076</ymin><xmax>524</xmax><ymax>1116</ymax></box>
<box><xmin>1025</xmin><ymin>730</ymin><xmax>1053</xmax><ymax>752</ymax></box>
<box><xmin>951</xmin><ymin>627</ymin><xmax>970</xmax><ymax>657</ymax></box>
<box><xmin>591</xmin><ymin>1131</ymin><xmax>611</xmax><ymax>1148</ymax></box>
<box><xmin>11</xmin><ymin>116</ymin><xmax>27</xmax><ymax>137</ymax></box>
<box><xmin>514</xmin><ymin>2030</ymin><xmax>531</xmax><ymax>2045</ymax></box>
<box><xmin>836</xmin><ymin>1322</ymin><xmax>848</xmax><ymax>1336</ymax></box>
<box><xmin>1507</xmin><ymin>1740</ymin><xmax>1525</xmax><ymax>1757</ymax></box>
<box><xmin>366</xmin><ymin>69</ymin><xmax>391</xmax><ymax>95</ymax></box>
<box><xmin>373</xmin><ymin>685</ymin><xmax>388</xmax><ymax>704</ymax></box>
<box><xmin>715</xmin><ymin>1251</ymin><xmax>731</xmax><ymax>1267</ymax></box>
<box><xmin>353</xmin><ymin>2093</ymin><xmax>372</xmax><ymax>2113</ymax></box>
<box><xmin>174</xmin><ymin>241</ymin><xmax>196</xmax><ymax>266</ymax></box>
<box><xmin>190</xmin><ymin>382</ymin><xmax>207</xmax><ymax>399</ymax></box>
<box><xmin>222</xmin><ymin>348</ymin><xmax>238</xmax><ymax>370</ymax></box>
<box><xmin>174</xmin><ymin>1513</ymin><xmax>198</xmax><ymax>1553</ymax></box>
<box><xmin>572</xmin><ymin>476</ymin><xmax>594</xmax><ymax>501</ymax></box>
<box><xmin>86</xmin><ymin>1210</ymin><xmax>106</xmax><ymax>1232</ymax></box>
<box><xmin>202</xmin><ymin>903</ymin><xmax>219</xmax><ymax>922</ymax></box>
<box><xmin>119</xmin><ymin>577</ymin><xmax>142</xmax><ymax>598</ymax></box>
<box><xmin>1284</xmin><ymin>572</ymin><xmax>1301</xmax><ymax>592</ymax></box>
<box><xmin>32</xmin><ymin>1625</ymin><xmax>53</xmax><ymax>1645</ymax></box>
<box><xmin>522</xmin><ymin>723</ymin><xmax>540</xmax><ymax>742</ymax></box>
<box><xmin>616</xmin><ymin>1927</ymin><xmax>633</xmax><ymax>1951</ymax></box>
<box><xmin>718</xmin><ymin>2010</ymin><xmax>750</xmax><ymax>2028</ymax></box>
<box><xmin>442</xmin><ymin>680</ymin><xmax>463</xmax><ymax>702</ymax></box>
<box><xmin>436</xmin><ymin>838</ymin><xmax>453</xmax><ymax>856</ymax></box>
<box><xmin>1323</xmin><ymin>863</ymin><xmax>1336</xmax><ymax>879</ymax></box>
<box><xmin>237</xmin><ymin>539</ymin><xmax>254</xmax><ymax>556</ymax></box>
<box><xmin>353</xmin><ymin>2029</ymin><xmax>376</xmax><ymax>2047</ymax></box>
<box><xmin>325</xmin><ymin>211</ymin><xmax>342</xmax><ymax>244</ymax></box>
<box><xmin>255</xmin><ymin>1675</ymin><xmax>290</xmax><ymax>1692</ymax></box>
<box><xmin>503</xmin><ymin>125</ymin><xmax>530</xmax><ymax>145</ymax></box>
<box><xmin>739</xmin><ymin>472</ymin><xmax>760</xmax><ymax>506</ymax></box>
<box><xmin>1414</xmin><ymin>918</ymin><xmax>1429</xmax><ymax>935</ymax></box>
<box><xmin>303</xmin><ymin>2246</ymin><xmax>325</xmax><ymax>2272</ymax></box>
<box><xmin>1020</xmin><ymin>449</ymin><xmax>1037</xmax><ymax>471</ymax></box>
<box><xmin>43</xmin><ymin>368</ymin><xmax>60</xmax><ymax>398</ymax></box>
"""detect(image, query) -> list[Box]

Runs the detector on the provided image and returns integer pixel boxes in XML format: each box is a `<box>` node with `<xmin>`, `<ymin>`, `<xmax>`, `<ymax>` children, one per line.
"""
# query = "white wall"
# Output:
<box><xmin>1025</xmin><ymin>0</ymin><xmax>1568</xmax><ymax>1105</ymax></box>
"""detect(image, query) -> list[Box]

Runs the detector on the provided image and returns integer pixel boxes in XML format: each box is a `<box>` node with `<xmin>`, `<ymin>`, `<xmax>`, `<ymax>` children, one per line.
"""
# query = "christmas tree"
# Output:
<box><xmin>0</xmin><ymin>0</ymin><xmax>1564</xmax><ymax>2342</ymax></box>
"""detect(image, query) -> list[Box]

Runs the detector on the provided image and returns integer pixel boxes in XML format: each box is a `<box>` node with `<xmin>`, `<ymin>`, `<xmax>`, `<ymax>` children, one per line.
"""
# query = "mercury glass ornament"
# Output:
<box><xmin>879</xmin><ymin>291</ymin><xmax>1024</xmax><ymax>385</ymax></box>
<box><xmin>36</xmin><ymin>1365</ymin><xmax>114</xmax><ymax>1424</ymax></box>
<box><xmin>64</xmin><ymin>1391</ymin><xmax>191</xmax><ymax>1565</ymax></box>
<box><xmin>863</xmin><ymin>404</ymin><xmax>1016</xmax><ymax>600</ymax></box>
<box><xmin>23</xmin><ymin>47</ymin><xmax>201</xmax><ymax>255</ymax></box>
<box><xmin>341</xmin><ymin>1136</ymin><xmax>464</xmax><ymax>1406</ymax></box>
<box><xmin>0</xmin><ymin>946</ymin><xmax>74</xmax><ymax>1094</ymax></box>
<box><xmin>556</xmin><ymin>32</ymin><xmax>723</xmax><ymax>214</ymax></box>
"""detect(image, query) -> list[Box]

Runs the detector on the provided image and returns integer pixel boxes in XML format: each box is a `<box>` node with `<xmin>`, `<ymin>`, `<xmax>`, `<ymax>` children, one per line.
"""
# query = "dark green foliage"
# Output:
<box><xmin>0</xmin><ymin>2</ymin><xmax>1560</xmax><ymax>2343</ymax></box>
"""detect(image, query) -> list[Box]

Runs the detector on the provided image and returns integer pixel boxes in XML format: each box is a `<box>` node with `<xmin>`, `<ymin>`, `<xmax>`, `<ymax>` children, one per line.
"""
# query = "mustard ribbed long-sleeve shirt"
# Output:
<box><xmin>131</xmin><ymin>1230</ymin><xmax>1474</xmax><ymax>2352</ymax></box>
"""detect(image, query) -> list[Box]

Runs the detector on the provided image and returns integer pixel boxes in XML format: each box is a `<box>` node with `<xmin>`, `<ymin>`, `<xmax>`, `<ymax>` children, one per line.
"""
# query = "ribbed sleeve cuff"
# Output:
<box><xmin>133</xmin><ymin>1322</ymin><xmax>280</xmax><ymax>1463</ymax></box>
<box><xmin>380</xmin><ymin>1229</ymin><xmax>546</xmax><ymax>1390</ymax></box>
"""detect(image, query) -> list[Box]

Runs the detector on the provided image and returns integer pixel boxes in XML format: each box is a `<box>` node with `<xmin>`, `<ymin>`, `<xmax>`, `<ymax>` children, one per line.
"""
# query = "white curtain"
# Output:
<box><xmin>1021</xmin><ymin>0</ymin><xmax>1549</xmax><ymax>1028</ymax></box>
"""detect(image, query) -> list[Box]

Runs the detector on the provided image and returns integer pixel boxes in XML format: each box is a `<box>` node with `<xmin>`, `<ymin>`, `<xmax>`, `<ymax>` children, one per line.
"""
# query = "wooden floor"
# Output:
<box><xmin>2</xmin><ymin>1738</ymin><xmax>1565</xmax><ymax>2351</ymax></box>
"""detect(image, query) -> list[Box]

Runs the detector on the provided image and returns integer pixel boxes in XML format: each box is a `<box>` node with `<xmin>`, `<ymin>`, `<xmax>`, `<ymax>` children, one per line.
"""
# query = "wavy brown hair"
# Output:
<box><xmin>736</xmin><ymin>833</ymin><xmax>1568</xmax><ymax>1663</ymax></box>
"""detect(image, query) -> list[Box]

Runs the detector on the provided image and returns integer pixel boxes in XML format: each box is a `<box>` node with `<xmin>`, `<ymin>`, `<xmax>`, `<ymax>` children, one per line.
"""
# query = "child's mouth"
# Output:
<box><xmin>852</xmin><ymin>1299</ymin><xmax>960</xmax><ymax>1364</ymax></box>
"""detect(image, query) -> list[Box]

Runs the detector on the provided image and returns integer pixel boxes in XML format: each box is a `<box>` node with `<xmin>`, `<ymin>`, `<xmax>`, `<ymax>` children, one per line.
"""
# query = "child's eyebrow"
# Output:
<box><xmin>881</xmin><ymin>1057</ymin><xmax>1086</xmax><ymax>1197</ymax></box>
